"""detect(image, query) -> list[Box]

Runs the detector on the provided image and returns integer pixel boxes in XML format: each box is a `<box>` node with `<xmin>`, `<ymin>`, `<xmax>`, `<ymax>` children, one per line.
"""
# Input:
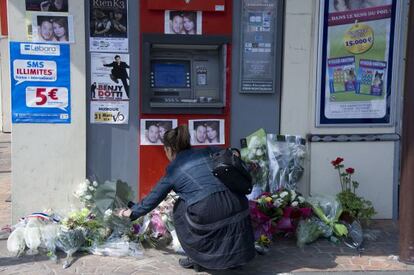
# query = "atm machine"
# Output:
<box><xmin>139</xmin><ymin>0</ymin><xmax>231</xmax><ymax>198</ymax></box>
<box><xmin>142</xmin><ymin>35</ymin><xmax>229</xmax><ymax>114</ymax></box>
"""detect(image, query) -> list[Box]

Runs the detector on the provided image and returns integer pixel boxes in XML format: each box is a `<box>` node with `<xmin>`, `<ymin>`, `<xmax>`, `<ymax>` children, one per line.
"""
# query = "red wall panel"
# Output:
<box><xmin>147</xmin><ymin>0</ymin><xmax>225</xmax><ymax>12</ymax></box>
<box><xmin>0</xmin><ymin>0</ymin><xmax>7</xmax><ymax>36</ymax></box>
<box><xmin>138</xmin><ymin>0</ymin><xmax>232</xmax><ymax>199</ymax></box>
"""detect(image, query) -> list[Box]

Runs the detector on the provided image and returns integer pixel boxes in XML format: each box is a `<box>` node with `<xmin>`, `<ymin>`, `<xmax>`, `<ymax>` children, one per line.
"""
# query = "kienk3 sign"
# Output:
<box><xmin>10</xmin><ymin>42</ymin><xmax>71</xmax><ymax>123</ymax></box>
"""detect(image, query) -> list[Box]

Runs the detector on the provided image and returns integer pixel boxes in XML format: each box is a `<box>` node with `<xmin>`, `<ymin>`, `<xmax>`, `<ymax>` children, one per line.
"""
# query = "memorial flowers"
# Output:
<box><xmin>331</xmin><ymin>157</ymin><xmax>376</xmax><ymax>222</ymax></box>
<box><xmin>249</xmin><ymin>189</ymin><xmax>312</xmax><ymax>248</ymax></box>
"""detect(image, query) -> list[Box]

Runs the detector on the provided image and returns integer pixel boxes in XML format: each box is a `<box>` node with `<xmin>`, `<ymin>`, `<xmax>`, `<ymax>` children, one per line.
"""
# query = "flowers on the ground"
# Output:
<box><xmin>241</xmin><ymin>129</ymin><xmax>270</xmax><ymax>191</ymax></box>
<box><xmin>250</xmin><ymin>189</ymin><xmax>312</xmax><ymax>248</ymax></box>
<box><xmin>331</xmin><ymin>157</ymin><xmax>376</xmax><ymax>222</ymax></box>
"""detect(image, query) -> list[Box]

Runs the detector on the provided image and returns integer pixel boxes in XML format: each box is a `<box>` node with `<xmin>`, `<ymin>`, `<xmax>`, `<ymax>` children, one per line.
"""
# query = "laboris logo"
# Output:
<box><xmin>20</xmin><ymin>43</ymin><xmax>60</xmax><ymax>56</ymax></box>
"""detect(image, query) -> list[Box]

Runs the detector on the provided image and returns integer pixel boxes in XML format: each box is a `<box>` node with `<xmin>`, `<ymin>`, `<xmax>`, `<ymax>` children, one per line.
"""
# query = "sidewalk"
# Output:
<box><xmin>0</xmin><ymin>132</ymin><xmax>413</xmax><ymax>274</ymax></box>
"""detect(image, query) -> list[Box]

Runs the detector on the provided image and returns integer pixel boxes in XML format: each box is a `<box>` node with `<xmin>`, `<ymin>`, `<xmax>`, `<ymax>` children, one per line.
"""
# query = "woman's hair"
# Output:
<box><xmin>182</xmin><ymin>12</ymin><xmax>196</xmax><ymax>30</ymax></box>
<box><xmin>163</xmin><ymin>125</ymin><xmax>191</xmax><ymax>155</ymax></box>
<box><xmin>157</xmin><ymin>121</ymin><xmax>172</xmax><ymax>130</ymax></box>
<box><xmin>51</xmin><ymin>17</ymin><xmax>68</xmax><ymax>31</ymax></box>
<box><xmin>205</xmin><ymin>121</ymin><xmax>219</xmax><ymax>131</ymax></box>
<box><xmin>37</xmin><ymin>16</ymin><xmax>51</xmax><ymax>26</ymax></box>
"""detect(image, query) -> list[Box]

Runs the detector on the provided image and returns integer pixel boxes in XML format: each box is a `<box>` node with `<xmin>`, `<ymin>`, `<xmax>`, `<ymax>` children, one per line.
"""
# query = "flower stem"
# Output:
<box><xmin>338</xmin><ymin>167</ymin><xmax>344</xmax><ymax>191</ymax></box>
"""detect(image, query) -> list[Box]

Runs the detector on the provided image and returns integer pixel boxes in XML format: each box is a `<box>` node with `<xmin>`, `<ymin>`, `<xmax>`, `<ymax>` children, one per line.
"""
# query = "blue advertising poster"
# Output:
<box><xmin>10</xmin><ymin>42</ymin><xmax>70</xmax><ymax>123</ymax></box>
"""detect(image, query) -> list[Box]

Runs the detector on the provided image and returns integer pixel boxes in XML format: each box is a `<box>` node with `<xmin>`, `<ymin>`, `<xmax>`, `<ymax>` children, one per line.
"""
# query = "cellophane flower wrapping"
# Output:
<box><xmin>129</xmin><ymin>192</ymin><xmax>181</xmax><ymax>252</ymax></box>
<box><xmin>23</xmin><ymin>218</ymin><xmax>43</xmax><ymax>255</ymax></box>
<box><xmin>7</xmin><ymin>226</ymin><xmax>26</xmax><ymax>256</ymax></box>
<box><xmin>40</xmin><ymin>223</ymin><xmax>60</xmax><ymax>261</ymax></box>
<box><xmin>241</xmin><ymin>129</ymin><xmax>270</xmax><ymax>197</ymax></box>
<box><xmin>56</xmin><ymin>227</ymin><xmax>85</xmax><ymax>268</ymax></box>
<box><xmin>7</xmin><ymin>180</ymin><xmax>182</xmax><ymax>265</ymax></box>
<box><xmin>267</xmin><ymin>134</ymin><xmax>306</xmax><ymax>192</ymax></box>
<box><xmin>307</xmin><ymin>195</ymin><xmax>348</xmax><ymax>238</ymax></box>
<box><xmin>296</xmin><ymin>217</ymin><xmax>325</xmax><ymax>247</ymax></box>
<box><xmin>7</xmin><ymin>213</ymin><xmax>61</xmax><ymax>259</ymax></box>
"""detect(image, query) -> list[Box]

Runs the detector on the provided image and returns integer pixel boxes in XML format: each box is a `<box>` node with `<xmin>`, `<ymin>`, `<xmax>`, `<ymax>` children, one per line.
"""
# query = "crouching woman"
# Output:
<box><xmin>118</xmin><ymin>125</ymin><xmax>255</xmax><ymax>270</ymax></box>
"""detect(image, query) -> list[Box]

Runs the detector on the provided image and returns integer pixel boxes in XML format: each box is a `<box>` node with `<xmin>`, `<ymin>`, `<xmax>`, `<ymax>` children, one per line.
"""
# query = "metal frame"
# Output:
<box><xmin>238</xmin><ymin>0</ymin><xmax>284</xmax><ymax>94</ymax></box>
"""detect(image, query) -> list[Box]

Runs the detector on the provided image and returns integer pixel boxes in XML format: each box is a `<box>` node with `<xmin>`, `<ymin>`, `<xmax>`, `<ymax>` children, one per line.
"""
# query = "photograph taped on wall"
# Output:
<box><xmin>26</xmin><ymin>0</ymin><xmax>68</xmax><ymax>12</ymax></box>
<box><xmin>317</xmin><ymin>0</ymin><xmax>397</xmax><ymax>126</ymax></box>
<box><xmin>164</xmin><ymin>10</ymin><xmax>202</xmax><ymax>35</ymax></box>
<box><xmin>31</xmin><ymin>13</ymin><xmax>74</xmax><ymax>43</ymax></box>
<box><xmin>140</xmin><ymin>119</ymin><xmax>178</xmax><ymax>145</ymax></box>
<box><xmin>189</xmin><ymin>119</ymin><xmax>225</xmax><ymax>146</ymax></box>
<box><xmin>25</xmin><ymin>11</ymin><xmax>68</xmax><ymax>42</ymax></box>
<box><xmin>90</xmin><ymin>0</ymin><xmax>128</xmax><ymax>52</ymax></box>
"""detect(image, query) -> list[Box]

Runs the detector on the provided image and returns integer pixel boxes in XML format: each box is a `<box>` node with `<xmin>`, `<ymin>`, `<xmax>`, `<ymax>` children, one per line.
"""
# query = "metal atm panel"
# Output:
<box><xmin>141</xmin><ymin>34</ymin><xmax>230</xmax><ymax>114</ymax></box>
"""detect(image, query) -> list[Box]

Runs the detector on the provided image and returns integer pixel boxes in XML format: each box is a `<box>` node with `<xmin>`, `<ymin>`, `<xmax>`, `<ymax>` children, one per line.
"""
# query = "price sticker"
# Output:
<box><xmin>25</xmin><ymin>86</ymin><xmax>68</xmax><ymax>109</ymax></box>
<box><xmin>343</xmin><ymin>23</ymin><xmax>374</xmax><ymax>54</ymax></box>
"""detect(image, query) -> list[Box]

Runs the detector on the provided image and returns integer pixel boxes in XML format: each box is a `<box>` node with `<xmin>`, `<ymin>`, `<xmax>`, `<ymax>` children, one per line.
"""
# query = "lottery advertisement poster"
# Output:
<box><xmin>318</xmin><ymin>0</ymin><xmax>396</xmax><ymax>125</ymax></box>
<box><xmin>10</xmin><ymin>42</ymin><xmax>71</xmax><ymax>123</ymax></box>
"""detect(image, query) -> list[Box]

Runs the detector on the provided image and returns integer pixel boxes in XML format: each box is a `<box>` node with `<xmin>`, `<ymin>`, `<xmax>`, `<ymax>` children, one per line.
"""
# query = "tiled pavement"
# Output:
<box><xmin>0</xmin><ymin>132</ymin><xmax>413</xmax><ymax>274</ymax></box>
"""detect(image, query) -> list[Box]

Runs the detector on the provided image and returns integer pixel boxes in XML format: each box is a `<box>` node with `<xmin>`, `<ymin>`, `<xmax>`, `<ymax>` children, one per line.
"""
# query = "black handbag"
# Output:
<box><xmin>210</xmin><ymin>148</ymin><xmax>253</xmax><ymax>195</ymax></box>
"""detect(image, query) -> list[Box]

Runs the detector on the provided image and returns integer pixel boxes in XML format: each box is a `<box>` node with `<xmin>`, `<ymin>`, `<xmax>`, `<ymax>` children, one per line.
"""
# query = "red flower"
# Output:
<box><xmin>331</xmin><ymin>157</ymin><xmax>344</xmax><ymax>167</ymax></box>
<box><xmin>346</xmin><ymin>167</ymin><xmax>355</xmax><ymax>174</ymax></box>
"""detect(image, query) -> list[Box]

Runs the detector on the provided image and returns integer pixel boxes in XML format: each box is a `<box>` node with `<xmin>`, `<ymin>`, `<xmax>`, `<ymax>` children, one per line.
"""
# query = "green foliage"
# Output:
<box><xmin>331</xmin><ymin>157</ymin><xmax>376</xmax><ymax>222</ymax></box>
<box><xmin>337</xmin><ymin>190</ymin><xmax>376</xmax><ymax>222</ymax></box>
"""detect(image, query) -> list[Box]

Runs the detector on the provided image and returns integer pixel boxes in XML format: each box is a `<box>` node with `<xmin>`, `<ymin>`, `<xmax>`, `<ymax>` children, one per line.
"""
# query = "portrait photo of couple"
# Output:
<box><xmin>26</xmin><ymin>0</ymin><xmax>68</xmax><ymax>12</ymax></box>
<box><xmin>189</xmin><ymin>119</ymin><xmax>225</xmax><ymax>145</ymax></box>
<box><xmin>164</xmin><ymin>10</ymin><xmax>202</xmax><ymax>35</ymax></box>
<box><xmin>32</xmin><ymin>15</ymin><xmax>73</xmax><ymax>43</ymax></box>
<box><xmin>90</xmin><ymin>8</ymin><xmax>128</xmax><ymax>38</ymax></box>
<box><xmin>140</xmin><ymin>119</ymin><xmax>178</xmax><ymax>146</ymax></box>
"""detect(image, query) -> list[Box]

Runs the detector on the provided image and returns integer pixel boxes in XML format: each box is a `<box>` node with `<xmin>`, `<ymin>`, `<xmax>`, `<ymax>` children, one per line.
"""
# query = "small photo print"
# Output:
<box><xmin>164</xmin><ymin>10</ymin><xmax>202</xmax><ymax>35</ymax></box>
<box><xmin>32</xmin><ymin>14</ymin><xmax>74</xmax><ymax>43</ymax></box>
<box><xmin>140</xmin><ymin>119</ymin><xmax>178</xmax><ymax>146</ymax></box>
<box><xmin>189</xmin><ymin>119</ymin><xmax>225</xmax><ymax>145</ymax></box>
<box><xmin>26</xmin><ymin>0</ymin><xmax>68</xmax><ymax>12</ymax></box>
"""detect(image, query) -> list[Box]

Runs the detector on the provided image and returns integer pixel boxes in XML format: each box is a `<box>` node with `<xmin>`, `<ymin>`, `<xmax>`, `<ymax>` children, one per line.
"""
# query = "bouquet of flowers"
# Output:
<box><xmin>331</xmin><ymin>157</ymin><xmax>376</xmax><ymax>222</ymax></box>
<box><xmin>271</xmin><ymin>189</ymin><xmax>312</xmax><ymax>233</ymax></box>
<box><xmin>267</xmin><ymin>134</ymin><xmax>307</xmax><ymax>192</ymax></box>
<box><xmin>249</xmin><ymin>189</ymin><xmax>312</xmax><ymax>250</ymax></box>
<box><xmin>241</xmin><ymin>129</ymin><xmax>270</xmax><ymax>198</ymax></box>
<box><xmin>128</xmin><ymin>192</ymin><xmax>180</xmax><ymax>251</ymax></box>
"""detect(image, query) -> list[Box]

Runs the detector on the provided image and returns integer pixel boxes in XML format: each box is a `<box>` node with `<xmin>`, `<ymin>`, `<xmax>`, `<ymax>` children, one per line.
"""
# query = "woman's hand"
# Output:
<box><xmin>116</xmin><ymin>208</ymin><xmax>132</xmax><ymax>218</ymax></box>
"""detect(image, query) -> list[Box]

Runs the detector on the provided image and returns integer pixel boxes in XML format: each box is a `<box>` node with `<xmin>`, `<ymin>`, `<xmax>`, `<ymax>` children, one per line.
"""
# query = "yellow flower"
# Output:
<box><xmin>259</xmin><ymin>234</ymin><xmax>271</xmax><ymax>245</ymax></box>
<box><xmin>264</xmin><ymin>197</ymin><xmax>272</xmax><ymax>203</ymax></box>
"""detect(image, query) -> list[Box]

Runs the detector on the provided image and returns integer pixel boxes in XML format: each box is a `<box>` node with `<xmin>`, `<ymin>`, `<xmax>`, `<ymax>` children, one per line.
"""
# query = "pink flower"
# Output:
<box><xmin>150</xmin><ymin>212</ymin><xmax>167</xmax><ymax>237</ymax></box>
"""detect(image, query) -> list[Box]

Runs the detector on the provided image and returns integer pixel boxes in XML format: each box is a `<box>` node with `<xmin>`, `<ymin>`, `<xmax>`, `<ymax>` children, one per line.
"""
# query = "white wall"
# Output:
<box><xmin>281</xmin><ymin>0</ymin><xmax>405</xmax><ymax>218</ymax></box>
<box><xmin>0</xmin><ymin>36</ymin><xmax>11</xmax><ymax>133</ymax></box>
<box><xmin>8</xmin><ymin>0</ymin><xmax>85</xmax><ymax>222</ymax></box>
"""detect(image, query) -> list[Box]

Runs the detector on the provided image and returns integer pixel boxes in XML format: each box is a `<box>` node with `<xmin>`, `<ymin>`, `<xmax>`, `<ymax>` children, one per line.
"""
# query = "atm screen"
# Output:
<box><xmin>151</xmin><ymin>61</ymin><xmax>190</xmax><ymax>88</ymax></box>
